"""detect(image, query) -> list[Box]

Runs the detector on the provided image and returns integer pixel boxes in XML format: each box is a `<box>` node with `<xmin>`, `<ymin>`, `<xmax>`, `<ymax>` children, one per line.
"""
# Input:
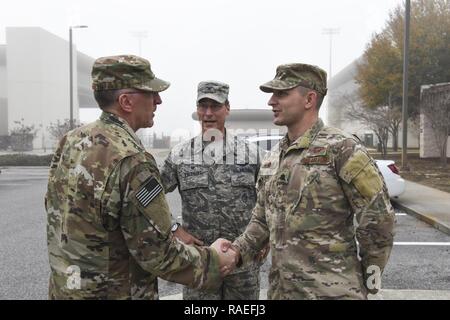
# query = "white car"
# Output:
<box><xmin>374</xmin><ymin>160</ymin><xmax>405</xmax><ymax>197</ymax></box>
<box><xmin>246</xmin><ymin>135</ymin><xmax>405</xmax><ymax>198</ymax></box>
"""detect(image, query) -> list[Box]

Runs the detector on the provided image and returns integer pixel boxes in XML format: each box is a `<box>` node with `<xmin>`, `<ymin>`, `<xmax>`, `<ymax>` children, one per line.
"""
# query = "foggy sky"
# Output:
<box><xmin>0</xmin><ymin>0</ymin><xmax>403</xmax><ymax>138</ymax></box>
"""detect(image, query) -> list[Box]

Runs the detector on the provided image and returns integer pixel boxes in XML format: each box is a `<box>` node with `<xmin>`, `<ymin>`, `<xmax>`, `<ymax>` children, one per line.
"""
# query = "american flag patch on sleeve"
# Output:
<box><xmin>135</xmin><ymin>177</ymin><xmax>163</xmax><ymax>207</ymax></box>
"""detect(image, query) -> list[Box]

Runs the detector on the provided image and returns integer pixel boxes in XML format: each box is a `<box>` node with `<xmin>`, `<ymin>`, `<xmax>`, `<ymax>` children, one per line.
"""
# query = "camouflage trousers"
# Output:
<box><xmin>183</xmin><ymin>269</ymin><xmax>260</xmax><ymax>300</ymax></box>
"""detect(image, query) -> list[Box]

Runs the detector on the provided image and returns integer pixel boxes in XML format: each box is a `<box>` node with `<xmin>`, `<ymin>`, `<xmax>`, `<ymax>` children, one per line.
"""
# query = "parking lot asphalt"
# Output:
<box><xmin>0</xmin><ymin>166</ymin><xmax>449</xmax><ymax>300</ymax></box>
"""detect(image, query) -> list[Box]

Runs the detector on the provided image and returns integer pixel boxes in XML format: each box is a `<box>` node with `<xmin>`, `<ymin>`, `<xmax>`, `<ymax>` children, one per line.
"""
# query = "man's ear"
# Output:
<box><xmin>305</xmin><ymin>91</ymin><xmax>318</xmax><ymax>110</ymax></box>
<box><xmin>117</xmin><ymin>93</ymin><xmax>133</xmax><ymax>113</ymax></box>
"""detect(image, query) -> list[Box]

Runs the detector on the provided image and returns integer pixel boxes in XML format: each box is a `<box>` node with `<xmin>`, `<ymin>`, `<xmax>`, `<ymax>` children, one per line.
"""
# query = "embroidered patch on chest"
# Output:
<box><xmin>135</xmin><ymin>177</ymin><xmax>163</xmax><ymax>207</ymax></box>
<box><xmin>310</xmin><ymin>146</ymin><xmax>327</xmax><ymax>154</ymax></box>
<box><xmin>301</xmin><ymin>156</ymin><xmax>330</xmax><ymax>165</ymax></box>
<box><xmin>301</xmin><ymin>146</ymin><xmax>330</xmax><ymax>165</ymax></box>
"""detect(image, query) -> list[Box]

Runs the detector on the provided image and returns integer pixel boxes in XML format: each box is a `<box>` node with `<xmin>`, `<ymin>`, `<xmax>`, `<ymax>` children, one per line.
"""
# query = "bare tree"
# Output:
<box><xmin>47</xmin><ymin>119</ymin><xmax>80</xmax><ymax>142</ymax></box>
<box><xmin>341</xmin><ymin>94</ymin><xmax>399</xmax><ymax>158</ymax></box>
<box><xmin>420</xmin><ymin>83</ymin><xmax>450</xmax><ymax>166</ymax></box>
<box><xmin>10</xmin><ymin>118</ymin><xmax>38</xmax><ymax>152</ymax></box>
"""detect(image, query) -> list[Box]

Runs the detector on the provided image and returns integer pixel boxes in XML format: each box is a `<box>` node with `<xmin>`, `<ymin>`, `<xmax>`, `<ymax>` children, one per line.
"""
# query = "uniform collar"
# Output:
<box><xmin>281</xmin><ymin>118</ymin><xmax>324</xmax><ymax>153</ymax></box>
<box><xmin>100</xmin><ymin>111</ymin><xmax>144</xmax><ymax>148</ymax></box>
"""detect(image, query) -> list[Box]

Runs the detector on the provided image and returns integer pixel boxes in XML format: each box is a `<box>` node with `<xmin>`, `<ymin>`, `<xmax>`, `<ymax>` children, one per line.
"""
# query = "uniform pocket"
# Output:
<box><xmin>290</xmin><ymin>170</ymin><xmax>320</xmax><ymax>214</ymax></box>
<box><xmin>340</xmin><ymin>150</ymin><xmax>383</xmax><ymax>200</ymax></box>
<box><xmin>231</xmin><ymin>172</ymin><xmax>255</xmax><ymax>187</ymax></box>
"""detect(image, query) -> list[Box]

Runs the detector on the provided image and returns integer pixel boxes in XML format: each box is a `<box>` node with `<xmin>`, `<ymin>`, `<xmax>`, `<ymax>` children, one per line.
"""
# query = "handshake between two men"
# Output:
<box><xmin>172</xmin><ymin>227</ymin><xmax>270</xmax><ymax>277</ymax></box>
<box><xmin>210</xmin><ymin>238</ymin><xmax>239</xmax><ymax>276</ymax></box>
<box><xmin>210</xmin><ymin>238</ymin><xmax>270</xmax><ymax>277</ymax></box>
<box><xmin>173</xmin><ymin>228</ymin><xmax>240</xmax><ymax>276</ymax></box>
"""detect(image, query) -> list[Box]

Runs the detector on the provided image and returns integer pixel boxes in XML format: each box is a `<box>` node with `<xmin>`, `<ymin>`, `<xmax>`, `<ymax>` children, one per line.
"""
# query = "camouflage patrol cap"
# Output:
<box><xmin>91</xmin><ymin>54</ymin><xmax>170</xmax><ymax>92</ymax></box>
<box><xmin>197</xmin><ymin>81</ymin><xmax>229</xmax><ymax>104</ymax></box>
<box><xmin>260</xmin><ymin>63</ymin><xmax>327</xmax><ymax>96</ymax></box>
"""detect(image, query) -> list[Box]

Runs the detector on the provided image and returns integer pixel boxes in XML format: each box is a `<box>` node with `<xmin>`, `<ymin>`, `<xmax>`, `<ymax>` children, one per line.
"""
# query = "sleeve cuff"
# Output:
<box><xmin>197</xmin><ymin>247</ymin><xmax>222</xmax><ymax>292</ymax></box>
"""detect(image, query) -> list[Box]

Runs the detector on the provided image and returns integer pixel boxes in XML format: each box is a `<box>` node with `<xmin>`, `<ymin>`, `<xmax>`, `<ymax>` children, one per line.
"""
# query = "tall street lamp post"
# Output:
<box><xmin>322</xmin><ymin>28</ymin><xmax>340</xmax><ymax>80</ymax></box>
<box><xmin>69</xmin><ymin>25</ymin><xmax>88</xmax><ymax>130</ymax></box>
<box><xmin>402</xmin><ymin>0</ymin><xmax>411</xmax><ymax>170</ymax></box>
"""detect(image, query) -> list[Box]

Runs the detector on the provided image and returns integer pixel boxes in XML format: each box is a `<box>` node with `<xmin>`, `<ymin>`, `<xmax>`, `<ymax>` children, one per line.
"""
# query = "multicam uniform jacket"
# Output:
<box><xmin>234</xmin><ymin>119</ymin><xmax>395</xmax><ymax>300</ymax></box>
<box><xmin>161</xmin><ymin>131</ymin><xmax>260</xmax><ymax>272</ymax></box>
<box><xmin>45</xmin><ymin>112</ymin><xmax>221</xmax><ymax>300</ymax></box>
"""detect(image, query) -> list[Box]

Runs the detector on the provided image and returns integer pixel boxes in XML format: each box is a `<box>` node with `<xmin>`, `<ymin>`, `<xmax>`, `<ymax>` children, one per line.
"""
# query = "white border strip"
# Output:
<box><xmin>394</xmin><ymin>242</ymin><xmax>450</xmax><ymax>246</ymax></box>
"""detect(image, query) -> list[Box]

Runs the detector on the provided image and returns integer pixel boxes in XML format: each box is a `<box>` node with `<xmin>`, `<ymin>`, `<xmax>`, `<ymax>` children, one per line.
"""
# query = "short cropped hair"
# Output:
<box><xmin>297</xmin><ymin>86</ymin><xmax>324</xmax><ymax>109</ymax></box>
<box><xmin>93</xmin><ymin>89</ymin><xmax>122</xmax><ymax>109</ymax></box>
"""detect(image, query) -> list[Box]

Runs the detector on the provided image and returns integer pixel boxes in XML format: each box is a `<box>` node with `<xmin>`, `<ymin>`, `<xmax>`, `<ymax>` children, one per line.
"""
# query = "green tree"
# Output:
<box><xmin>356</xmin><ymin>0</ymin><xmax>450</xmax><ymax>150</ymax></box>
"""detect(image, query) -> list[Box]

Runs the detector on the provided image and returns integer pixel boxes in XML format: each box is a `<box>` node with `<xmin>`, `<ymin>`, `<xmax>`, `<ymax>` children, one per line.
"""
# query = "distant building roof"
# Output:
<box><xmin>328</xmin><ymin>57</ymin><xmax>363</xmax><ymax>90</ymax></box>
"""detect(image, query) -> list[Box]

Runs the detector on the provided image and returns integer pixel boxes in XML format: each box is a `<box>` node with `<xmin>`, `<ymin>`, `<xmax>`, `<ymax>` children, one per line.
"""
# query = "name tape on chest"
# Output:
<box><xmin>135</xmin><ymin>177</ymin><xmax>163</xmax><ymax>207</ymax></box>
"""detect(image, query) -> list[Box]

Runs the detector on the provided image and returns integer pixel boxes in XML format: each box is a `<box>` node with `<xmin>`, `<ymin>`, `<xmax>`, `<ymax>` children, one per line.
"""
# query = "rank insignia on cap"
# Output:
<box><xmin>135</xmin><ymin>177</ymin><xmax>163</xmax><ymax>207</ymax></box>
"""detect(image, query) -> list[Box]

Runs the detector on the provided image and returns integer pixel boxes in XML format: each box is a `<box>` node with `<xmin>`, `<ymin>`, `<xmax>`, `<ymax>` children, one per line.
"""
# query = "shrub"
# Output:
<box><xmin>10</xmin><ymin>119</ymin><xmax>38</xmax><ymax>152</ymax></box>
<box><xmin>0</xmin><ymin>154</ymin><xmax>53</xmax><ymax>166</ymax></box>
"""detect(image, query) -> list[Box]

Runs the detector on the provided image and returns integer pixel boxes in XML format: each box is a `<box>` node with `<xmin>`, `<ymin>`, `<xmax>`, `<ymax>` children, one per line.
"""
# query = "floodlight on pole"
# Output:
<box><xmin>69</xmin><ymin>25</ymin><xmax>88</xmax><ymax>130</ymax></box>
<box><xmin>322</xmin><ymin>28</ymin><xmax>340</xmax><ymax>80</ymax></box>
<box><xmin>130</xmin><ymin>30</ymin><xmax>148</xmax><ymax>56</ymax></box>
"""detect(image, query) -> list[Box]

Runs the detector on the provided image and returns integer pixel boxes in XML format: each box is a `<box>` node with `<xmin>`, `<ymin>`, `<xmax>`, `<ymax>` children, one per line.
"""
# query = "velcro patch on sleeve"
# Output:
<box><xmin>135</xmin><ymin>177</ymin><xmax>163</xmax><ymax>207</ymax></box>
<box><xmin>340</xmin><ymin>150</ymin><xmax>383</xmax><ymax>200</ymax></box>
<box><xmin>339</xmin><ymin>150</ymin><xmax>371</xmax><ymax>184</ymax></box>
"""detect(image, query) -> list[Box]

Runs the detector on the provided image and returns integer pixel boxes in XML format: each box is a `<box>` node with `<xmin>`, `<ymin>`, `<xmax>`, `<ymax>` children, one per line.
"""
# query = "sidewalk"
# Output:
<box><xmin>391</xmin><ymin>180</ymin><xmax>450</xmax><ymax>235</ymax></box>
<box><xmin>161</xmin><ymin>289</ymin><xmax>450</xmax><ymax>300</ymax></box>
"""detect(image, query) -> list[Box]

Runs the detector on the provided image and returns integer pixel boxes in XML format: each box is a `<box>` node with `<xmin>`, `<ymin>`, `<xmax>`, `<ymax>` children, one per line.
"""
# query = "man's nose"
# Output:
<box><xmin>268</xmin><ymin>94</ymin><xmax>276</xmax><ymax>106</ymax></box>
<box><xmin>204</xmin><ymin>106</ymin><xmax>214</xmax><ymax>116</ymax></box>
<box><xmin>154</xmin><ymin>92</ymin><xmax>162</xmax><ymax>105</ymax></box>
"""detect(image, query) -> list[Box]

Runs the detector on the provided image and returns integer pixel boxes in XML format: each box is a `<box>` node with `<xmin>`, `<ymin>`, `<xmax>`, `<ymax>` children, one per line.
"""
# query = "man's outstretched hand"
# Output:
<box><xmin>210</xmin><ymin>238</ymin><xmax>240</xmax><ymax>276</ymax></box>
<box><xmin>173</xmin><ymin>226</ymin><xmax>204</xmax><ymax>246</ymax></box>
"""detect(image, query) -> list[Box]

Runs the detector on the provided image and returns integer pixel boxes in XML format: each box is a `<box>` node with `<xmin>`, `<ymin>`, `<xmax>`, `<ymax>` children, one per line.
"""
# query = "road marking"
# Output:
<box><xmin>394</xmin><ymin>242</ymin><xmax>450</xmax><ymax>246</ymax></box>
<box><xmin>395</xmin><ymin>213</ymin><xmax>407</xmax><ymax>216</ymax></box>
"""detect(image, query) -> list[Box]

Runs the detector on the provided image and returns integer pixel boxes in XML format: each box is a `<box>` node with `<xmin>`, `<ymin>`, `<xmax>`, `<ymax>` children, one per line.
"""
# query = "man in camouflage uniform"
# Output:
<box><xmin>160</xmin><ymin>81</ymin><xmax>262</xmax><ymax>300</ymax></box>
<box><xmin>219</xmin><ymin>63</ymin><xmax>395</xmax><ymax>299</ymax></box>
<box><xmin>45</xmin><ymin>55</ymin><xmax>235</xmax><ymax>299</ymax></box>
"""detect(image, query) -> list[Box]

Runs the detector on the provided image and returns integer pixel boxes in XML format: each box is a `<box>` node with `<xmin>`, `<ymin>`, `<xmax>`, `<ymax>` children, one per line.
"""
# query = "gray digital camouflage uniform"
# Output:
<box><xmin>45</xmin><ymin>111</ymin><xmax>222</xmax><ymax>299</ymax></box>
<box><xmin>234</xmin><ymin>118</ymin><xmax>395</xmax><ymax>300</ymax></box>
<box><xmin>161</xmin><ymin>131</ymin><xmax>262</xmax><ymax>300</ymax></box>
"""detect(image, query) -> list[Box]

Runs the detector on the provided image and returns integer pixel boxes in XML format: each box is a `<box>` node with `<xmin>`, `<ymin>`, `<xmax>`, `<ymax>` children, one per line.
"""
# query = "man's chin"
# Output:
<box><xmin>273</xmin><ymin>118</ymin><xmax>284</xmax><ymax>126</ymax></box>
<box><xmin>202</xmin><ymin>123</ymin><xmax>218</xmax><ymax>130</ymax></box>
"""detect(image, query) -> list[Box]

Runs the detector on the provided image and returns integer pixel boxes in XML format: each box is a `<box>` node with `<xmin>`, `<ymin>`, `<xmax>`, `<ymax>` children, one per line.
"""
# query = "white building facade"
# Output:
<box><xmin>327</xmin><ymin>58</ymin><xmax>419</xmax><ymax>150</ymax></box>
<box><xmin>0</xmin><ymin>27</ymin><xmax>95</xmax><ymax>151</ymax></box>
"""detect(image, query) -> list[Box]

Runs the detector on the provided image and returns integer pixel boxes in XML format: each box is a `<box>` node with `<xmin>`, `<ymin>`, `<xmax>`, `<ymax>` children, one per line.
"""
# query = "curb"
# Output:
<box><xmin>391</xmin><ymin>199</ymin><xmax>450</xmax><ymax>236</ymax></box>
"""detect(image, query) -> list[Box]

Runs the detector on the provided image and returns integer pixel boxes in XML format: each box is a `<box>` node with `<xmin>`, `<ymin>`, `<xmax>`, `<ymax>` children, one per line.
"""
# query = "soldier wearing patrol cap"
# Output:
<box><xmin>217</xmin><ymin>63</ymin><xmax>395</xmax><ymax>299</ymax></box>
<box><xmin>160</xmin><ymin>80</ymin><xmax>264</xmax><ymax>300</ymax></box>
<box><xmin>45</xmin><ymin>55</ymin><xmax>236</xmax><ymax>300</ymax></box>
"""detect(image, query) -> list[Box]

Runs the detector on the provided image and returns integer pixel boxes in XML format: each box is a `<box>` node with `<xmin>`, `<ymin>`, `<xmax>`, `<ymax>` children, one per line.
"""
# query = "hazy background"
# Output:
<box><xmin>0</xmin><ymin>0</ymin><xmax>403</xmax><ymax>137</ymax></box>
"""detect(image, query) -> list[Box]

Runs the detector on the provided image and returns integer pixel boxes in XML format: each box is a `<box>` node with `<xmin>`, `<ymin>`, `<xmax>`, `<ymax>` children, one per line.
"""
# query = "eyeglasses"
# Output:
<box><xmin>197</xmin><ymin>102</ymin><xmax>224</xmax><ymax>112</ymax></box>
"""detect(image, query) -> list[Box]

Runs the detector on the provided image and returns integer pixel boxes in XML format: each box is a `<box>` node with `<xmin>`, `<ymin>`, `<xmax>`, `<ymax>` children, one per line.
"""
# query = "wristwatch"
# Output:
<box><xmin>171</xmin><ymin>222</ymin><xmax>180</xmax><ymax>232</ymax></box>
